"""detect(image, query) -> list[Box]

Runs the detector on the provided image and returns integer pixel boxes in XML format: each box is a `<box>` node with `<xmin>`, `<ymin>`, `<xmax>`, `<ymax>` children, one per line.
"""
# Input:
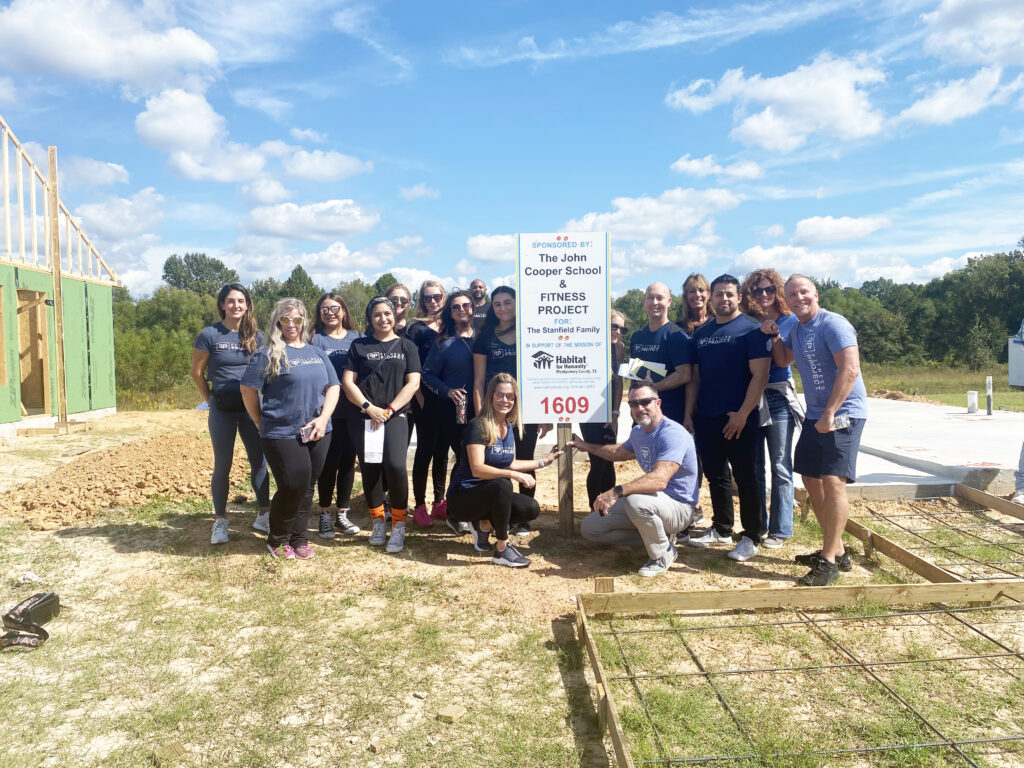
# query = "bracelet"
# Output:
<box><xmin>388</xmin><ymin>401</ymin><xmax>396</xmax><ymax>412</ymax></box>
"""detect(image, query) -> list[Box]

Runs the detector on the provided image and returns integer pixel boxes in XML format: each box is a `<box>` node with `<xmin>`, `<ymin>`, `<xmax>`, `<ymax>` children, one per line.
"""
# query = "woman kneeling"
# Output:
<box><xmin>446</xmin><ymin>373</ymin><xmax>559</xmax><ymax>567</ymax></box>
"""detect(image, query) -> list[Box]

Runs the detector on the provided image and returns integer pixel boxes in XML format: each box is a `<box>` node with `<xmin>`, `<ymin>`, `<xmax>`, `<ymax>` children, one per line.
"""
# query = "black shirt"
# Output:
<box><xmin>471</xmin><ymin>301</ymin><xmax>490</xmax><ymax>332</ymax></box>
<box><xmin>473</xmin><ymin>326</ymin><xmax>517</xmax><ymax>385</ymax></box>
<box><xmin>406</xmin><ymin>320</ymin><xmax>441</xmax><ymax>365</ymax></box>
<box><xmin>344</xmin><ymin>336</ymin><xmax>421</xmax><ymax>414</ymax></box>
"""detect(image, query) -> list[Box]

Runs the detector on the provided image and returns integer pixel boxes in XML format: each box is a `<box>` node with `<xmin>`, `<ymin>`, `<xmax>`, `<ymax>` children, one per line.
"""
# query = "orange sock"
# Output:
<box><xmin>369</xmin><ymin>504</ymin><xmax>386</xmax><ymax>520</ymax></box>
<box><xmin>391</xmin><ymin>506</ymin><xmax>407</xmax><ymax>523</ymax></box>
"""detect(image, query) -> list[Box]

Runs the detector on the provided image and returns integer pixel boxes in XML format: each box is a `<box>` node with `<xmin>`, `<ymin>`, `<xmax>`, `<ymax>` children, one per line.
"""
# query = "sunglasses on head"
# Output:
<box><xmin>627</xmin><ymin>396</ymin><xmax>657</xmax><ymax>409</ymax></box>
<box><xmin>319</xmin><ymin>305</ymin><xmax>342</xmax><ymax>315</ymax></box>
<box><xmin>611</xmin><ymin>323</ymin><xmax>627</xmax><ymax>333</ymax></box>
<box><xmin>390</xmin><ymin>296</ymin><xmax>410</xmax><ymax>306</ymax></box>
<box><xmin>752</xmin><ymin>285</ymin><xmax>777</xmax><ymax>297</ymax></box>
<box><xmin>279</xmin><ymin>316</ymin><xmax>304</xmax><ymax>327</ymax></box>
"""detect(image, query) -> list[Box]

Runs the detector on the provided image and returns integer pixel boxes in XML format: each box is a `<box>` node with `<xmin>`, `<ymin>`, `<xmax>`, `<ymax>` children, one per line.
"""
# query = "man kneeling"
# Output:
<box><xmin>571</xmin><ymin>384</ymin><xmax>699</xmax><ymax>577</ymax></box>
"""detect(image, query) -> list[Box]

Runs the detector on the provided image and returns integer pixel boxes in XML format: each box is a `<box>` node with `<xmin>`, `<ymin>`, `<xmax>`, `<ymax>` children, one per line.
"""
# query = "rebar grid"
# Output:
<box><xmin>599</xmin><ymin>603</ymin><xmax>1024</xmax><ymax>766</ymax></box>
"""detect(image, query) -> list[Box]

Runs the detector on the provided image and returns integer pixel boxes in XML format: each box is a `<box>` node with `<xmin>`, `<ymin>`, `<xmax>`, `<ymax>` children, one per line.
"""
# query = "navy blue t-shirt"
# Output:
<box><xmin>423</xmin><ymin>334</ymin><xmax>476</xmax><ymax>399</ymax></box>
<box><xmin>312</xmin><ymin>329</ymin><xmax>361</xmax><ymax>418</ymax></box>
<box><xmin>406</xmin><ymin>320</ymin><xmax>441</xmax><ymax>365</ymax></box>
<box><xmin>473</xmin><ymin>328</ymin><xmax>517</xmax><ymax>385</ymax></box>
<box><xmin>629</xmin><ymin>322</ymin><xmax>693</xmax><ymax>421</ymax></box>
<box><xmin>692</xmin><ymin>314</ymin><xmax>771</xmax><ymax>417</ymax></box>
<box><xmin>447</xmin><ymin>417</ymin><xmax>516</xmax><ymax>492</ymax></box>
<box><xmin>241</xmin><ymin>344</ymin><xmax>340</xmax><ymax>439</ymax></box>
<box><xmin>194</xmin><ymin>323</ymin><xmax>264</xmax><ymax>393</ymax></box>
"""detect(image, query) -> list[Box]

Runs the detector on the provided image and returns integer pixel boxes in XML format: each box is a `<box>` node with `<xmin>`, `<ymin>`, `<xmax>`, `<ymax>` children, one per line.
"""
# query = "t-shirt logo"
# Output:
<box><xmin>638</xmin><ymin>446</ymin><xmax>651</xmax><ymax>469</ymax></box>
<box><xmin>804</xmin><ymin>331</ymin><xmax>815</xmax><ymax>352</ymax></box>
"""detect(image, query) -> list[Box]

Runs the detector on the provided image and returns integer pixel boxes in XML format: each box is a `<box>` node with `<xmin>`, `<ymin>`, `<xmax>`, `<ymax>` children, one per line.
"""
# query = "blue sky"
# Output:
<box><xmin>2</xmin><ymin>0</ymin><xmax>1022</xmax><ymax>297</ymax></box>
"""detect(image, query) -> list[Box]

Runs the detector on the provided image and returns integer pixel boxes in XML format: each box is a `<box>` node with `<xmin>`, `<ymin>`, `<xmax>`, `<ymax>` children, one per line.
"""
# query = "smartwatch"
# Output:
<box><xmin>614</xmin><ymin>484</ymin><xmax>624</xmax><ymax>499</ymax></box>
<box><xmin>360</xmin><ymin>400</ymin><xmax>371</xmax><ymax>413</ymax></box>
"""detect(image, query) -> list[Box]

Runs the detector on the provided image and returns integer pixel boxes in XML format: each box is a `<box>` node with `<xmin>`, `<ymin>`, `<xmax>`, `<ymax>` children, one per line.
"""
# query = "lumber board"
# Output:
<box><xmin>845</xmin><ymin>517</ymin><xmax>961</xmax><ymax>584</ymax></box>
<box><xmin>16</xmin><ymin>427</ymin><xmax>60</xmax><ymax>437</ymax></box>
<box><xmin>578</xmin><ymin>581</ymin><xmax>1024</xmax><ymax>614</ymax></box>
<box><xmin>956</xmin><ymin>483</ymin><xmax>1024</xmax><ymax>523</ymax></box>
<box><xmin>557</xmin><ymin>423</ymin><xmax>574</xmax><ymax>536</ymax></box>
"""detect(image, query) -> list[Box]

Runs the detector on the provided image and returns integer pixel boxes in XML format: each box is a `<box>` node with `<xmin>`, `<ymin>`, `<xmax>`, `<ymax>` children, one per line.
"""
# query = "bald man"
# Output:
<box><xmin>628</xmin><ymin>282</ymin><xmax>693</xmax><ymax>424</ymax></box>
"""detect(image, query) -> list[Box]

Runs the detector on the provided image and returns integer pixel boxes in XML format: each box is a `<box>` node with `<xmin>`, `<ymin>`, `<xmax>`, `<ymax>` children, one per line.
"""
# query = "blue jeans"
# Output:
<box><xmin>1016</xmin><ymin>440</ymin><xmax>1024</xmax><ymax>494</ymax></box>
<box><xmin>756</xmin><ymin>389</ymin><xmax>795</xmax><ymax>538</ymax></box>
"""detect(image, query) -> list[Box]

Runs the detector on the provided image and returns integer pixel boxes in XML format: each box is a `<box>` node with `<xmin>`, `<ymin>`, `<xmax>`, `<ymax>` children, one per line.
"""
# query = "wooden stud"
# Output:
<box><xmin>593</xmin><ymin>577</ymin><xmax>616</xmax><ymax>594</ymax></box>
<box><xmin>47</xmin><ymin>146</ymin><xmax>67</xmax><ymax>427</ymax></box>
<box><xmin>845</xmin><ymin>517</ymin><xmax>960</xmax><ymax>584</ymax></box>
<box><xmin>557</xmin><ymin>422</ymin><xmax>574</xmax><ymax>536</ymax></box>
<box><xmin>955</xmin><ymin>483</ymin><xmax>1024</xmax><ymax>523</ymax></box>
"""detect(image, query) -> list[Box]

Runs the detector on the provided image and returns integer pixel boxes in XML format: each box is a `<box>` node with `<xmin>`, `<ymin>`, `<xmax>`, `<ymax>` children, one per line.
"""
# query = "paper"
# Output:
<box><xmin>618</xmin><ymin>358</ymin><xmax>667</xmax><ymax>381</ymax></box>
<box><xmin>363</xmin><ymin>420</ymin><xmax>385</xmax><ymax>463</ymax></box>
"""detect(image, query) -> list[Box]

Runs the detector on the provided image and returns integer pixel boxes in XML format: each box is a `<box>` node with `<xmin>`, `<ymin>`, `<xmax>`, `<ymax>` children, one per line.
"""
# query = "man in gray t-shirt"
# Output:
<box><xmin>571</xmin><ymin>384</ymin><xmax>698</xmax><ymax>578</ymax></box>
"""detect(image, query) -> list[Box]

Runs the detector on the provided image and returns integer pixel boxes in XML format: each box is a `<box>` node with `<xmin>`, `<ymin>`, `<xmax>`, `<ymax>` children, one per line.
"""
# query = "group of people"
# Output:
<box><xmin>191</xmin><ymin>268</ymin><xmax>868</xmax><ymax>585</ymax></box>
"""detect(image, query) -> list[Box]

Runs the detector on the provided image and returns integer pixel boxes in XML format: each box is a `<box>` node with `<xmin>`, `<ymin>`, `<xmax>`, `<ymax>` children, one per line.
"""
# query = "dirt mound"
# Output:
<box><xmin>0</xmin><ymin>433</ymin><xmax>247</xmax><ymax>530</ymax></box>
<box><xmin>870</xmin><ymin>388</ymin><xmax>938</xmax><ymax>404</ymax></box>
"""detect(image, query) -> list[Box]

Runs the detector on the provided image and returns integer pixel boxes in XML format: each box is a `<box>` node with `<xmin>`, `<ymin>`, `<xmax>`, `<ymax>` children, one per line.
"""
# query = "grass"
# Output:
<box><xmin>858</xmin><ymin>362</ymin><xmax>1024</xmax><ymax>412</ymax></box>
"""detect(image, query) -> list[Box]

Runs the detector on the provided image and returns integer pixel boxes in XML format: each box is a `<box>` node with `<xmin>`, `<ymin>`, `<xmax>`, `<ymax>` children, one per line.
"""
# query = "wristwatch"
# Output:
<box><xmin>614</xmin><ymin>485</ymin><xmax>624</xmax><ymax>499</ymax></box>
<box><xmin>360</xmin><ymin>400</ymin><xmax>371</xmax><ymax>413</ymax></box>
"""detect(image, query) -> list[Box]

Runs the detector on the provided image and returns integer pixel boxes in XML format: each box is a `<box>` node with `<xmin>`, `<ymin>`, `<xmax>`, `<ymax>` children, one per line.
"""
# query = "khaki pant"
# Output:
<box><xmin>581</xmin><ymin>492</ymin><xmax>695</xmax><ymax>560</ymax></box>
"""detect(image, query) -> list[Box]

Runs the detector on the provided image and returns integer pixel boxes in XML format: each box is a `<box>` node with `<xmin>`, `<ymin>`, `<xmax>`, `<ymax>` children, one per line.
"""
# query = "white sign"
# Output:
<box><xmin>516</xmin><ymin>232</ymin><xmax>611</xmax><ymax>424</ymax></box>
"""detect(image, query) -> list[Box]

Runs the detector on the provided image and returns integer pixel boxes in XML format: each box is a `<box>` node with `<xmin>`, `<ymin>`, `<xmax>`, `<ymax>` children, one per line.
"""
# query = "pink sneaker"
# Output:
<box><xmin>412</xmin><ymin>504</ymin><xmax>434</xmax><ymax>527</ymax></box>
<box><xmin>430</xmin><ymin>499</ymin><xmax>448</xmax><ymax>521</ymax></box>
<box><xmin>293</xmin><ymin>543</ymin><xmax>315</xmax><ymax>560</ymax></box>
<box><xmin>267</xmin><ymin>543</ymin><xmax>295</xmax><ymax>559</ymax></box>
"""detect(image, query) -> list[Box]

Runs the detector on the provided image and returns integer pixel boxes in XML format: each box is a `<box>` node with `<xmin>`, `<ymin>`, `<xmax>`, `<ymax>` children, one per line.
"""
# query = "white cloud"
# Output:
<box><xmin>852</xmin><ymin>255</ymin><xmax>968</xmax><ymax>285</ymax></box>
<box><xmin>233</xmin><ymin>88</ymin><xmax>291</xmax><ymax>120</ymax></box>
<box><xmin>258</xmin><ymin>140</ymin><xmax>297</xmax><ymax>158</ymax></box>
<box><xmin>621</xmin><ymin>239</ymin><xmax>708</xmax><ymax>270</ymax></box>
<box><xmin>75</xmin><ymin>187</ymin><xmax>164</xmax><ymax>241</ymax></box>
<box><xmin>62</xmin><ymin>157</ymin><xmax>130</xmax><ymax>189</ymax></box>
<box><xmin>792</xmin><ymin>215</ymin><xmax>889</xmax><ymax>245</ymax></box>
<box><xmin>760</xmin><ymin>223</ymin><xmax>785</xmax><ymax>239</ymax></box>
<box><xmin>897</xmin><ymin>67</ymin><xmax>1023</xmax><ymax>126</ymax></box>
<box><xmin>734</xmin><ymin>244</ymin><xmax>848</xmax><ymax>281</ymax></box>
<box><xmin>565</xmin><ymin>187</ymin><xmax>740</xmax><ymax>240</ymax></box>
<box><xmin>467</xmin><ymin>234</ymin><xmax>516</xmax><ymax>263</ymax></box>
<box><xmin>332</xmin><ymin>4</ymin><xmax>413</xmax><ymax>80</ymax></box>
<box><xmin>400</xmin><ymin>182</ymin><xmax>440</xmax><ymax>200</ymax></box>
<box><xmin>0</xmin><ymin>0</ymin><xmax>217</xmax><ymax>93</ymax></box>
<box><xmin>283</xmin><ymin>149</ymin><xmax>373</xmax><ymax>181</ymax></box>
<box><xmin>0</xmin><ymin>76</ymin><xmax>15</xmax><ymax>103</ymax></box>
<box><xmin>168</xmin><ymin>145</ymin><xmax>265</xmax><ymax>182</ymax></box>
<box><xmin>923</xmin><ymin>0</ymin><xmax>1024</xmax><ymax>67</ymax></box>
<box><xmin>290</xmin><ymin>127</ymin><xmax>327</xmax><ymax>143</ymax></box>
<box><xmin>667</xmin><ymin>54</ymin><xmax>886</xmax><ymax>152</ymax></box>
<box><xmin>349</xmin><ymin>235</ymin><xmax>425</xmax><ymax>268</ymax></box>
<box><xmin>246</xmin><ymin>199</ymin><xmax>380</xmax><ymax>240</ymax></box>
<box><xmin>670</xmin><ymin>153</ymin><xmax>764</xmax><ymax>180</ymax></box>
<box><xmin>18</xmin><ymin>141</ymin><xmax>49</xmax><ymax>171</ymax></box>
<box><xmin>241</xmin><ymin>177</ymin><xmax>292</xmax><ymax>205</ymax></box>
<box><xmin>447</xmin><ymin>2</ymin><xmax>848</xmax><ymax>67</ymax></box>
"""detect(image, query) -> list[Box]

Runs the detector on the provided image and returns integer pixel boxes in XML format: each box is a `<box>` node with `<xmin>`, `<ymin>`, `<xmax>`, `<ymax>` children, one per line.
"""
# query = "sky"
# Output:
<box><xmin>1</xmin><ymin>0</ymin><xmax>1023</xmax><ymax>298</ymax></box>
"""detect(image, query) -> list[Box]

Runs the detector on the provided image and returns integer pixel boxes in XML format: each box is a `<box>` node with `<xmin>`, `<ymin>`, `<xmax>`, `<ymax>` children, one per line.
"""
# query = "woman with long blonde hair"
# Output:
<box><xmin>680</xmin><ymin>273</ymin><xmax>713</xmax><ymax>335</ymax></box>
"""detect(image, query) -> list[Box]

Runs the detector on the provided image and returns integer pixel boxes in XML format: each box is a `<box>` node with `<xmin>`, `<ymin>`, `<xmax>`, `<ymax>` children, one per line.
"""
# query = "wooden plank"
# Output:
<box><xmin>557</xmin><ymin>422</ymin><xmax>574</xmax><ymax>536</ymax></box>
<box><xmin>956</xmin><ymin>483</ymin><xmax>1024</xmax><ymax>523</ymax></box>
<box><xmin>845</xmin><ymin>517</ymin><xmax>961</xmax><ymax>584</ymax></box>
<box><xmin>576</xmin><ymin>595</ymin><xmax>635</xmax><ymax>768</ymax></box>
<box><xmin>579</xmin><ymin>581</ymin><xmax>1024</xmax><ymax>614</ymax></box>
<box><xmin>16</xmin><ymin>427</ymin><xmax>60</xmax><ymax>437</ymax></box>
<box><xmin>55</xmin><ymin>420</ymin><xmax>88</xmax><ymax>433</ymax></box>
<box><xmin>47</xmin><ymin>147</ymin><xmax>67</xmax><ymax>426</ymax></box>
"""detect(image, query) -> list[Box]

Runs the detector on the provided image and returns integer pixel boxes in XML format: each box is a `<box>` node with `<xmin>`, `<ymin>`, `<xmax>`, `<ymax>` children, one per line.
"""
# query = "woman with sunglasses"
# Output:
<box><xmin>386</xmin><ymin>283</ymin><xmax>412</xmax><ymax>336</ymax></box>
<box><xmin>680</xmin><ymin>273</ymin><xmax>714</xmax><ymax>335</ymax></box>
<box><xmin>578</xmin><ymin>309</ymin><xmax>627</xmax><ymax>507</ymax></box>
<box><xmin>741</xmin><ymin>268</ymin><xmax>803</xmax><ymax>549</ymax></box>
<box><xmin>192</xmin><ymin>283</ymin><xmax>271</xmax><ymax>545</ymax></box>
<box><xmin>406</xmin><ymin>281</ymin><xmax>449</xmax><ymax>528</ymax></box>
<box><xmin>310</xmin><ymin>292</ymin><xmax>362</xmax><ymax>539</ymax></box>
<box><xmin>446</xmin><ymin>374</ymin><xmax>560</xmax><ymax>566</ymax></box>
<box><xmin>240</xmin><ymin>299</ymin><xmax>340</xmax><ymax>560</ymax></box>
<box><xmin>342</xmin><ymin>296</ymin><xmax>422</xmax><ymax>553</ymax></box>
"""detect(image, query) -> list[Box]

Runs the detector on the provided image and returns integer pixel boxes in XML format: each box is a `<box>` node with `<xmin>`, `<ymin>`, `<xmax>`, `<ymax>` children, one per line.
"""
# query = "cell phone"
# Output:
<box><xmin>832</xmin><ymin>414</ymin><xmax>850</xmax><ymax>430</ymax></box>
<box><xmin>300</xmin><ymin>423</ymin><xmax>314</xmax><ymax>442</ymax></box>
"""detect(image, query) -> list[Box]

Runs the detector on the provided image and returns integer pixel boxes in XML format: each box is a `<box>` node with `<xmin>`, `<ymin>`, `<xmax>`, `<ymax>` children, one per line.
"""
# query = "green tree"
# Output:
<box><xmin>611</xmin><ymin>288</ymin><xmax>647</xmax><ymax>352</ymax></box>
<box><xmin>371</xmin><ymin>272</ymin><xmax>398</xmax><ymax>296</ymax></box>
<box><xmin>283</xmin><ymin>265</ymin><xmax>324</xmax><ymax>317</ymax></box>
<box><xmin>162</xmin><ymin>253</ymin><xmax>239</xmax><ymax>295</ymax></box>
<box><xmin>334</xmin><ymin>278</ymin><xmax>374</xmax><ymax>330</ymax></box>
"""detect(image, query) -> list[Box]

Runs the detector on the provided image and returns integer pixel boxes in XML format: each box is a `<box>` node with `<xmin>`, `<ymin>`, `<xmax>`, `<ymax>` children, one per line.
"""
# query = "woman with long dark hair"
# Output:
<box><xmin>310</xmin><ymin>292</ymin><xmax>362</xmax><ymax>539</ymax></box>
<box><xmin>191</xmin><ymin>283</ymin><xmax>270</xmax><ymax>545</ymax></box>
<box><xmin>240</xmin><ymin>298</ymin><xmax>340</xmax><ymax>560</ymax></box>
<box><xmin>406</xmin><ymin>280</ymin><xmax>448</xmax><ymax>528</ymax></box>
<box><xmin>342</xmin><ymin>296</ymin><xmax>422</xmax><ymax>553</ymax></box>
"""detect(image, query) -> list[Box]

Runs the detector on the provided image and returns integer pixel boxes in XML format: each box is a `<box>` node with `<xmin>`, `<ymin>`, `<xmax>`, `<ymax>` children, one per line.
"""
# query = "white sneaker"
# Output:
<box><xmin>761</xmin><ymin>536</ymin><xmax>787</xmax><ymax>549</ymax></box>
<box><xmin>368</xmin><ymin>520</ymin><xmax>387</xmax><ymax>546</ymax></box>
<box><xmin>1012</xmin><ymin>492</ymin><xmax>1024</xmax><ymax>506</ymax></box>
<box><xmin>687</xmin><ymin>528</ymin><xmax>732</xmax><ymax>548</ymax></box>
<box><xmin>252</xmin><ymin>510</ymin><xmax>270</xmax><ymax>533</ymax></box>
<box><xmin>210</xmin><ymin>517</ymin><xmax>229</xmax><ymax>545</ymax></box>
<box><xmin>727</xmin><ymin>536</ymin><xmax>759</xmax><ymax>562</ymax></box>
<box><xmin>385</xmin><ymin>523</ymin><xmax>406</xmax><ymax>554</ymax></box>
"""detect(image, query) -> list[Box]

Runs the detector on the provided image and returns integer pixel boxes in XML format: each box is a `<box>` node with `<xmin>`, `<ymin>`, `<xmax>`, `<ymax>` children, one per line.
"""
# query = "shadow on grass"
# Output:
<box><xmin>550</xmin><ymin>615</ymin><xmax>610</xmax><ymax>768</ymax></box>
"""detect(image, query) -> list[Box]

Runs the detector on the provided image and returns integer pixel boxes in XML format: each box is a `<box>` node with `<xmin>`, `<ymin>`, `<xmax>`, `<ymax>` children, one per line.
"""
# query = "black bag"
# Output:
<box><xmin>2</xmin><ymin>592</ymin><xmax>60</xmax><ymax>649</ymax></box>
<box><xmin>212</xmin><ymin>386</ymin><xmax>246</xmax><ymax>413</ymax></box>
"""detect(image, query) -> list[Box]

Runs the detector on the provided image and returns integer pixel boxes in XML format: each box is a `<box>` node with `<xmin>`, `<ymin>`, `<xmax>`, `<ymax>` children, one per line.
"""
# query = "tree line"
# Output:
<box><xmin>113</xmin><ymin>248</ymin><xmax>1024</xmax><ymax>398</ymax></box>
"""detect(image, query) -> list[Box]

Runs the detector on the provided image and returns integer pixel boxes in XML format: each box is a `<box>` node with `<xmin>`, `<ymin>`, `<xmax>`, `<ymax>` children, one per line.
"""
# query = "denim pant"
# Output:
<box><xmin>1016</xmin><ymin>440</ymin><xmax>1024</xmax><ymax>494</ymax></box>
<box><xmin>208</xmin><ymin>401</ymin><xmax>270</xmax><ymax>517</ymax></box>
<box><xmin>756</xmin><ymin>388</ymin><xmax>795</xmax><ymax>538</ymax></box>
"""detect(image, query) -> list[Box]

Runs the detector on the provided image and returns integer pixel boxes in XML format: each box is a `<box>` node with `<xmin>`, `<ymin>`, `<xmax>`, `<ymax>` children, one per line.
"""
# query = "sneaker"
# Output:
<box><xmin>474</xmin><ymin>527</ymin><xmax>491</xmax><ymax>552</ymax></box>
<box><xmin>795</xmin><ymin>550</ymin><xmax>852</xmax><ymax>572</ymax></box>
<box><xmin>727</xmin><ymin>536</ymin><xmax>759</xmax><ymax>562</ymax></box>
<box><xmin>412</xmin><ymin>504</ymin><xmax>434</xmax><ymax>527</ymax></box>
<box><xmin>446</xmin><ymin>518</ymin><xmax>472</xmax><ymax>536</ymax></box>
<box><xmin>318</xmin><ymin>511</ymin><xmax>335</xmax><ymax>539</ymax></box>
<box><xmin>675</xmin><ymin>526</ymin><xmax>694</xmax><ymax>545</ymax></box>
<box><xmin>293</xmin><ymin>543</ymin><xmax>315</xmax><ymax>560</ymax></box>
<box><xmin>510</xmin><ymin>522</ymin><xmax>532</xmax><ymax>536</ymax></box>
<box><xmin>762</xmin><ymin>535</ymin><xmax>787</xmax><ymax>549</ymax></box>
<box><xmin>798</xmin><ymin>557</ymin><xmax>840</xmax><ymax>586</ymax></box>
<box><xmin>638</xmin><ymin>543</ymin><xmax>677</xmax><ymax>578</ymax></box>
<box><xmin>266</xmin><ymin>543</ymin><xmax>295</xmax><ymax>559</ymax></box>
<box><xmin>335</xmin><ymin>509</ymin><xmax>360</xmax><ymax>535</ymax></box>
<box><xmin>1012</xmin><ymin>492</ymin><xmax>1024</xmax><ymax>506</ymax></box>
<box><xmin>252</xmin><ymin>510</ymin><xmax>270</xmax><ymax>533</ymax></box>
<box><xmin>430</xmin><ymin>499</ymin><xmax>448</xmax><ymax>521</ymax></box>
<box><xmin>687</xmin><ymin>528</ymin><xmax>732</xmax><ymax>548</ymax></box>
<box><xmin>210</xmin><ymin>517</ymin><xmax>229</xmax><ymax>545</ymax></box>
<box><xmin>492</xmin><ymin>543</ymin><xmax>530</xmax><ymax>567</ymax></box>
<box><xmin>386</xmin><ymin>524</ymin><xmax>406</xmax><ymax>554</ymax></box>
<box><xmin>368</xmin><ymin>520</ymin><xmax>387</xmax><ymax>546</ymax></box>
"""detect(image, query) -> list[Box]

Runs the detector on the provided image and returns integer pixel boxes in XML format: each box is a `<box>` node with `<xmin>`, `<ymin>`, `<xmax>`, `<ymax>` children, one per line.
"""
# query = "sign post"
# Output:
<box><xmin>516</xmin><ymin>232</ymin><xmax>611</xmax><ymax>535</ymax></box>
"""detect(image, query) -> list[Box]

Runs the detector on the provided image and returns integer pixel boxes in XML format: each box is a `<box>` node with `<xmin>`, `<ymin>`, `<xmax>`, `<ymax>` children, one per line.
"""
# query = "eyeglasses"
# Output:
<box><xmin>627</xmin><ymin>397</ymin><xmax>657</xmax><ymax>409</ymax></box>
<box><xmin>390</xmin><ymin>296</ymin><xmax>410</xmax><ymax>306</ymax></box>
<box><xmin>319</xmin><ymin>305</ymin><xmax>342</xmax><ymax>315</ymax></box>
<box><xmin>494</xmin><ymin>392</ymin><xmax>516</xmax><ymax>401</ymax></box>
<box><xmin>279</xmin><ymin>316</ymin><xmax>304</xmax><ymax>327</ymax></box>
<box><xmin>752</xmin><ymin>285</ymin><xmax>777</xmax><ymax>297</ymax></box>
<box><xmin>423</xmin><ymin>293</ymin><xmax>443</xmax><ymax>303</ymax></box>
<box><xmin>452</xmin><ymin>303</ymin><xmax>473</xmax><ymax>312</ymax></box>
<box><xmin>611</xmin><ymin>323</ymin><xmax>627</xmax><ymax>333</ymax></box>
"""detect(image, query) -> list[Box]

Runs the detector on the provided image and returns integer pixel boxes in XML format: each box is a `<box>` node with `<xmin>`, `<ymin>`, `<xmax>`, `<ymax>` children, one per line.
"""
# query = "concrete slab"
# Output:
<box><xmin>797</xmin><ymin>451</ymin><xmax>958</xmax><ymax>500</ymax></box>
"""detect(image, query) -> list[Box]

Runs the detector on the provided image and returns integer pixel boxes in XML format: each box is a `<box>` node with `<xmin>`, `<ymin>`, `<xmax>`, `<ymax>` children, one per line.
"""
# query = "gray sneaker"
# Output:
<box><xmin>385</xmin><ymin>523</ymin><xmax>406</xmax><ymax>554</ymax></box>
<box><xmin>318</xmin><ymin>511</ymin><xmax>335</xmax><ymax>539</ymax></box>
<box><xmin>368</xmin><ymin>520</ymin><xmax>387</xmax><ymax>546</ymax></box>
<box><xmin>335</xmin><ymin>509</ymin><xmax>360</xmax><ymax>535</ymax></box>
<box><xmin>638</xmin><ymin>543</ymin><xmax>677</xmax><ymax>577</ymax></box>
<box><xmin>446</xmin><ymin>518</ymin><xmax>472</xmax><ymax>536</ymax></box>
<box><xmin>492</xmin><ymin>543</ymin><xmax>530</xmax><ymax>567</ymax></box>
<box><xmin>210</xmin><ymin>517</ymin><xmax>229</xmax><ymax>545</ymax></box>
<box><xmin>252</xmin><ymin>510</ymin><xmax>270</xmax><ymax>533</ymax></box>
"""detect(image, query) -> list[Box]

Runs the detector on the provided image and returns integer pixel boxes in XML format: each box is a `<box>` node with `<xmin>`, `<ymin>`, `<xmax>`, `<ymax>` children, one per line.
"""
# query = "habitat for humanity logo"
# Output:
<box><xmin>532</xmin><ymin>350</ymin><xmax>554</xmax><ymax>370</ymax></box>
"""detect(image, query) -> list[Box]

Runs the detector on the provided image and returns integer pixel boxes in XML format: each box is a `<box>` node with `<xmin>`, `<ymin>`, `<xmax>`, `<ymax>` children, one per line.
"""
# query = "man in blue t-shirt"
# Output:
<box><xmin>571</xmin><ymin>384</ymin><xmax>699</xmax><ymax>578</ymax></box>
<box><xmin>685</xmin><ymin>274</ymin><xmax>771</xmax><ymax>562</ymax></box>
<box><xmin>629</xmin><ymin>282</ymin><xmax>692</xmax><ymax>423</ymax></box>
<box><xmin>771</xmin><ymin>274</ymin><xmax>868</xmax><ymax>587</ymax></box>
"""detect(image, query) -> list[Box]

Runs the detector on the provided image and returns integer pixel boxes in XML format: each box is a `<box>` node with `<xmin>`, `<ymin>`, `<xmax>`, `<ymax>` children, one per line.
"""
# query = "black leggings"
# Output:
<box><xmin>348</xmin><ymin>414</ymin><xmax>410</xmax><ymax>510</ymax></box>
<box><xmin>317</xmin><ymin>416</ymin><xmax>357</xmax><ymax>509</ymax></box>
<box><xmin>446</xmin><ymin>477</ymin><xmax>539</xmax><ymax>540</ymax></box>
<box><xmin>411</xmin><ymin>394</ymin><xmax>448</xmax><ymax>506</ymax></box>
<box><xmin>262</xmin><ymin>434</ymin><xmax>332</xmax><ymax>548</ymax></box>
<box><xmin>580</xmin><ymin>421</ymin><xmax>617</xmax><ymax>508</ymax></box>
<box><xmin>514</xmin><ymin>423</ymin><xmax>540</xmax><ymax>498</ymax></box>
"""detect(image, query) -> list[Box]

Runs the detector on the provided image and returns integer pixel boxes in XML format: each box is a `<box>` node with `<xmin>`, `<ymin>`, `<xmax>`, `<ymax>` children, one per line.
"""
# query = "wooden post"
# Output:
<box><xmin>47</xmin><ymin>146</ymin><xmax>68</xmax><ymax>428</ymax></box>
<box><xmin>557</xmin><ymin>422</ymin><xmax>574</xmax><ymax>536</ymax></box>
